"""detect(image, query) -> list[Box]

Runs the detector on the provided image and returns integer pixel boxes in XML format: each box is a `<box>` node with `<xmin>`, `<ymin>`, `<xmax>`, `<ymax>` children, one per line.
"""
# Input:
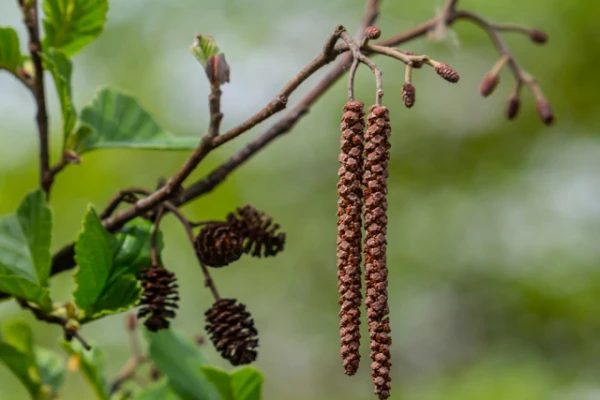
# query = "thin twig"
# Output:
<box><xmin>208</xmin><ymin>84</ymin><xmax>223</xmax><ymax>138</ymax></box>
<box><xmin>17</xmin><ymin>0</ymin><xmax>51</xmax><ymax>195</ymax></box>
<box><xmin>18</xmin><ymin>300</ymin><xmax>91</xmax><ymax>350</ymax></box>
<box><xmin>109</xmin><ymin>315</ymin><xmax>148</xmax><ymax>395</ymax></box>
<box><xmin>340</xmin><ymin>30</ymin><xmax>383</xmax><ymax>105</ymax></box>
<box><xmin>161</xmin><ymin>202</ymin><xmax>221</xmax><ymax>301</ymax></box>
<box><xmin>150</xmin><ymin>207</ymin><xmax>165</xmax><ymax>266</ymax></box>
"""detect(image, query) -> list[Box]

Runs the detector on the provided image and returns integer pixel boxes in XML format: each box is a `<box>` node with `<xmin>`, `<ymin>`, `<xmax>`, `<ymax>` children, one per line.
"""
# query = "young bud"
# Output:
<box><xmin>434</xmin><ymin>62</ymin><xmax>460</xmax><ymax>83</ymax></box>
<box><xmin>529</xmin><ymin>29</ymin><xmax>548</xmax><ymax>44</ymax></box>
<box><xmin>480</xmin><ymin>72</ymin><xmax>500</xmax><ymax>97</ymax></box>
<box><xmin>506</xmin><ymin>95</ymin><xmax>521</xmax><ymax>120</ymax></box>
<box><xmin>401</xmin><ymin>83</ymin><xmax>416</xmax><ymax>108</ymax></box>
<box><xmin>365</xmin><ymin>26</ymin><xmax>382</xmax><ymax>40</ymax></box>
<box><xmin>536</xmin><ymin>99</ymin><xmax>555</xmax><ymax>125</ymax></box>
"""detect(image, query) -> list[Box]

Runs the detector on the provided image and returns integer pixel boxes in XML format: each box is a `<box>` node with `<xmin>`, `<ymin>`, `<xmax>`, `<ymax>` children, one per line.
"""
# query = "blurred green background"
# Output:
<box><xmin>1</xmin><ymin>0</ymin><xmax>599</xmax><ymax>399</ymax></box>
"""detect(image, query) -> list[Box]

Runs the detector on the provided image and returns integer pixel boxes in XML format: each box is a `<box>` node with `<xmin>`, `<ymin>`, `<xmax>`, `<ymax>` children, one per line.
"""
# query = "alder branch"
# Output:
<box><xmin>17</xmin><ymin>0</ymin><xmax>52</xmax><ymax>195</ymax></box>
<box><xmin>0</xmin><ymin>0</ymin><xmax>554</xmax><ymax>301</ymax></box>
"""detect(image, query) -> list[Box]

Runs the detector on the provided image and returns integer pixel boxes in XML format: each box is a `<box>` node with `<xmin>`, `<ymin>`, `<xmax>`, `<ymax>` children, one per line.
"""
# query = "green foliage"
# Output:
<box><xmin>0</xmin><ymin>190</ymin><xmax>52</xmax><ymax>311</ymax></box>
<box><xmin>73</xmin><ymin>208</ymin><xmax>146</xmax><ymax>321</ymax></box>
<box><xmin>190</xmin><ymin>35</ymin><xmax>219</xmax><ymax>67</ymax></box>
<box><xmin>0</xmin><ymin>27</ymin><xmax>21</xmax><ymax>74</ymax></box>
<box><xmin>201</xmin><ymin>366</ymin><xmax>263</xmax><ymax>400</ymax></box>
<box><xmin>112</xmin><ymin>219</ymin><xmax>162</xmax><ymax>278</ymax></box>
<box><xmin>40</xmin><ymin>50</ymin><xmax>76</xmax><ymax>150</ymax></box>
<box><xmin>62</xmin><ymin>341</ymin><xmax>109</xmax><ymax>400</ymax></box>
<box><xmin>0</xmin><ymin>321</ymin><xmax>66</xmax><ymax>399</ymax></box>
<box><xmin>145</xmin><ymin>329</ymin><xmax>219</xmax><ymax>400</ymax></box>
<box><xmin>42</xmin><ymin>0</ymin><xmax>108</xmax><ymax>56</ymax></box>
<box><xmin>133</xmin><ymin>381</ymin><xmax>181</xmax><ymax>400</ymax></box>
<box><xmin>73</xmin><ymin>206</ymin><xmax>114</xmax><ymax>310</ymax></box>
<box><xmin>74</xmin><ymin>88</ymin><xmax>198</xmax><ymax>154</ymax></box>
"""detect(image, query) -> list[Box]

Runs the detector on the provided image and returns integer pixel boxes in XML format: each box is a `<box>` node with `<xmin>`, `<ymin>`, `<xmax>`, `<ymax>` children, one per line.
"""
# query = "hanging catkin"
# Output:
<box><xmin>363</xmin><ymin>105</ymin><xmax>392</xmax><ymax>400</ymax></box>
<box><xmin>337</xmin><ymin>100</ymin><xmax>365</xmax><ymax>376</ymax></box>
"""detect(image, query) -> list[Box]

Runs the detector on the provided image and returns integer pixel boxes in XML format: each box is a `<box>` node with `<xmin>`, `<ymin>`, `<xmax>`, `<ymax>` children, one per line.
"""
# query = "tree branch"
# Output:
<box><xmin>18</xmin><ymin>0</ymin><xmax>51</xmax><ymax>195</ymax></box>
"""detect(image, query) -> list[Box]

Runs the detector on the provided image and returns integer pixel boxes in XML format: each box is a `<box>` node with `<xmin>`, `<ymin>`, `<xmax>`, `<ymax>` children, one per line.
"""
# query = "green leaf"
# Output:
<box><xmin>0</xmin><ymin>27</ymin><xmax>21</xmax><ymax>73</ymax></box>
<box><xmin>0</xmin><ymin>343</ymin><xmax>41</xmax><ymax>398</ymax></box>
<box><xmin>230</xmin><ymin>367</ymin><xmax>263</xmax><ymax>400</ymax></box>
<box><xmin>40</xmin><ymin>50</ymin><xmax>76</xmax><ymax>149</ymax></box>
<box><xmin>0</xmin><ymin>321</ymin><xmax>42</xmax><ymax>398</ymax></box>
<box><xmin>0</xmin><ymin>190</ymin><xmax>52</xmax><ymax>310</ymax></box>
<box><xmin>200</xmin><ymin>366</ymin><xmax>263</xmax><ymax>400</ymax></box>
<box><xmin>190</xmin><ymin>34</ymin><xmax>219</xmax><ymax>67</ymax></box>
<box><xmin>42</xmin><ymin>0</ymin><xmax>108</xmax><ymax>56</ymax></box>
<box><xmin>35</xmin><ymin>347</ymin><xmax>66</xmax><ymax>395</ymax></box>
<box><xmin>200</xmin><ymin>366</ymin><xmax>233</xmax><ymax>400</ymax></box>
<box><xmin>17</xmin><ymin>190</ymin><xmax>53</xmax><ymax>286</ymax></box>
<box><xmin>83</xmin><ymin>274</ymin><xmax>142</xmax><ymax>321</ymax></box>
<box><xmin>73</xmin><ymin>206</ymin><xmax>114</xmax><ymax>310</ymax></box>
<box><xmin>133</xmin><ymin>380</ymin><xmax>182</xmax><ymax>400</ymax></box>
<box><xmin>145</xmin><ymin>329</ymin><xmax>219</xmax><ymax>400</ymax></box>
<box><xmin>62</xmin><ymin>341</ymin><xmax>109</xmax><ymax>400</ymax></box>
<box><xmin>74</xmin><ymin>88</ymin><xmax>199</xmax><ymax>154</ymax></box>
<box><xmin>113</xmin><ymin>219</ymin><xmax>161</xmax><ymax>278</ymax></box>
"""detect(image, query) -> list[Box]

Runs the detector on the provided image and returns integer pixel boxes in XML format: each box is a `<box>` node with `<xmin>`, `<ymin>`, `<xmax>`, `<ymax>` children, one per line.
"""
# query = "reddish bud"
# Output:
<box><xmin>434</xmin><ymin>63</ymin><xmax>460</xmax><ymax>83</ymax></box>
<box><xmin>529</xmin><ymin>29</ymin><xmax>548</xmax><ymax>44</ymax></box>
<box><xmin>206</xmin><ymin>53</ymin><xmax>230</xmax><ymax>87</ymax></box>
<box><xmin>479</xmin><ymin>72</ymin><xmax>500</xmax><ymax>97</ymax></box>
<box><xmin>506</xmin><ymin>95</ymin><xmax>521</xmax><ymax>120</ymax></box>
<box><xmin>365</xmin><ymin>26</ymin><xmax>381</xmax><ymax>40</ymax></box>
<box><xmin>17</xmin><ymin>67</ymin><xmax>31</xmax><ymax>80</ymax></box>
<box><xmin>536</xmin><ymin>99</ymin><xmax>555</xmax><ymax>125</ymax></box>
<box><xmin>401</xmin><ymin>83</ymin><xmax>416</xmax><ymax>108</ymax></box>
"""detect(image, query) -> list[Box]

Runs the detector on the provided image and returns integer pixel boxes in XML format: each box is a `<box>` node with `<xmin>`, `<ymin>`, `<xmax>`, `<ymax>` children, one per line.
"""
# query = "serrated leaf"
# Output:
<box><xmin>42</xmin><ymin>0</ymin><xmax>108</xmax><ymax>56</ymax></box>
<box><xmin>133</xmin><ymin>380</ymin><xmax>182</xmax><ymax>400</ymax></box>
<box><xmin>62</xmin><ymin>341</ymin><xmax>109</xmax><ymax>400</ymax></box>
<box><xmin>0</xmin><ymin>190</ymin><xmax>52</xmax><ymax>310</ymax></box>
<box><xmin>83</xmin><ymin>274</ymin><xmax>142</xmax><ymax>321</ymax></box>
<box><xmin>40</xmin><ymin>50</ymin><xmax>76</xmax><ymax>149</ymax></box>
<box><xmin>35</xmin><ymin>347</ymin><xmax>66</xmax><ymax>394</ymax></box>
<box><xmin>0</xmin><ymin>27</ymin><xmax>21</xmax><ymax>73</ymax></box>
<box><xmin>230</xmin><ymin>367</ymin><xmax>263</xmax><ymax>400</ymax></box>
<box><xmin>190</xmin><ymin>34</ymin><xmax>219</xmax><ymax>67</ymax></box>
<box><xmin>73</xmin><ymin>206</ymin><xmax>114</xmax><ymax>310</ymax></box>
<box><xmin>145</xmin><ymin>329</ymin><xmax>219</xmax><ymax>400</ymax></box>
<box><xmin>74</xmin><ymin>88</ymin><xmax>198</xmax><ymax>154</ymax></box>
<box><xmin>3</xmin><ymin>320</ymin><xmax>35</xmax><ymax>355</ymax></box>
<box><xmin>200</xmin><ymin>366</ymin><xmax>233</xmax><ymax>400</ymax></box>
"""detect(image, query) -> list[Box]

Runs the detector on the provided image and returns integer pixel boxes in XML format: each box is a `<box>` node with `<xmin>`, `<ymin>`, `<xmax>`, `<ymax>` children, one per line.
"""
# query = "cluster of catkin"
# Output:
<box><xmin>337</xmin><ymin>100</ymin><xmax>392</xmax><ymax>399</ymax></box>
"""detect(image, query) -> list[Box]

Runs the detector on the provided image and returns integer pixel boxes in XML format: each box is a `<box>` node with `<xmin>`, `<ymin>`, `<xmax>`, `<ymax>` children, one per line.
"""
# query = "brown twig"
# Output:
<box><xmin>18</xmin><ymin>300</ymin><xmax>91</xmax><ymax>350</ymax></box>
<box><xmin>17</xmin><ymin>0</ymin><xmax>51</xmax><ymax>195</ymax></box>
<box><xmin>0</xmin><ymin>0</ymin><xmax>551</xmax><ymax>300</ymax></box>
<box><xmin>109</xmin><ymin>314</ymin><xmax>148</xmax><ymax>395</ymax></box>
<box><xmin>161</xmin><ymin>202</ymin><xmax>221</xmax><ymax>301</ymax></box>
<box><xmin>340</xmin><ymin>30</ymin><xmax>383</xmax><ymax>105</ymax></box>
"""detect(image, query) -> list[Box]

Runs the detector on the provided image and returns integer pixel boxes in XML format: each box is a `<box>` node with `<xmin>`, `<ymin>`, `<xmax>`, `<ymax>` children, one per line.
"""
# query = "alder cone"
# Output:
<box><xmin>195</xmin><ymin>223</ymin><xmax>244</xmax><ymax>267</ymax></box>
<box><xmin>138</xmin><ymin>265</ymin><xmax>179</xmax><ymax>332</ymax></box>
<box><xmin>205</xmin><ymin>298</ymin><xmax>259</xmax><ymax>366</ymax></box>
<box><xmin>227</xmin><ymin>205</ymin><xmax>286</xmax><ymax>258</ymax></box>
<box><xmin>363</xmin><ymin>105</ymin><xmax>392</xmax><ymax>400</ymax></box>
<box><xmin>337</xmin><ymin>100</ymin><xmax>365</xmax><ymax>376</ymax></box>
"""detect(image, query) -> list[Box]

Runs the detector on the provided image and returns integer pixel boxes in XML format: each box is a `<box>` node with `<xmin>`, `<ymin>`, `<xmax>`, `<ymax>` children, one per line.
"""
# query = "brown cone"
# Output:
<box><xmin>434</xmin><ymin>62</ymin><xmax>460</xmax><ymax>83</ymax></box>
<box><xmin>363</xmin><ymin>105</ymin><xmax>392</xmax><ymax>399</ymax></box>
<box><xmin>205</xmin><ymin>298</ymin><xmax>259</xmax><ymax>366</ymax></box>
<box><xmin>195</xmin><ymin>223</ymin><xmax>244</xmax><ymax>267</ymax></box>
<box><xmin>401</xmin><ymin>83</ymin><xmax>416</xmax><ymax>108</ymax></box>
<box><xmin>227</xmin><ymin>205</ymin><xmax>286</xmax><ymax>258</ymax></box>
<box><xmin>337</xmin><ymin>100</ymin><xmax>365</xmax><ymax>376</ymax></box>
<box><xmin>138</xmin><ymin>265</ymin><xmax>179</xmax><ymax>332</ymax></box>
